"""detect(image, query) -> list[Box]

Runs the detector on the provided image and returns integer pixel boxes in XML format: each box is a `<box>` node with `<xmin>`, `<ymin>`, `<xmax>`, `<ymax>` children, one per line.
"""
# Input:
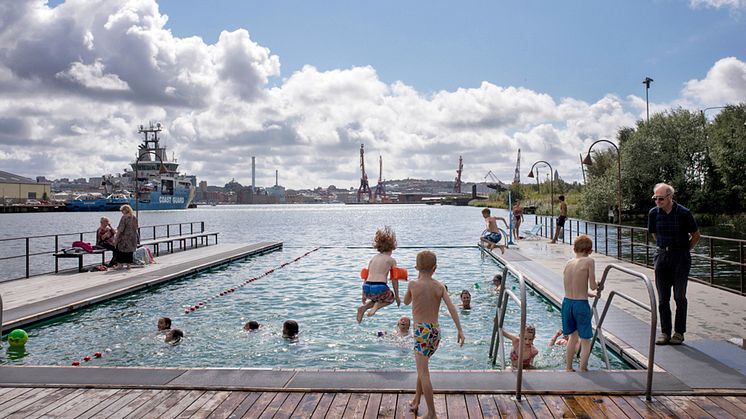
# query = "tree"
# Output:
<box><xmin>706</xmin><ymin>104</ymin><xmax>746</xmax><ymax>212</ymax></box>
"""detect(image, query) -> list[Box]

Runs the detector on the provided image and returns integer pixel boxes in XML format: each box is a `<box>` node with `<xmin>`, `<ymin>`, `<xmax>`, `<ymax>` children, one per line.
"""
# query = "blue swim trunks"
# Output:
<box><xmin>362</xmin><ymin>281</ymin><xmax>395</xmax><ymax>304</ymax></box>
<box><xmin>483</xmin><ymin>232</ymin><xmax>502</xmax><ymax>244</ymax></box>
<box><xmin>561</xmin><ymin>298</ymin><xmax>593</xmax><ymax>339</ymax></box>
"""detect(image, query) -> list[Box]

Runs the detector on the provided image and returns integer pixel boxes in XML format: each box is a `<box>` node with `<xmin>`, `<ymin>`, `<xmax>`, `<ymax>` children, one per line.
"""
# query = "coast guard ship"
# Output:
<box><xmin>66</xmin><ymin>122</ymin><xmax>195</xmax><ymax>211</ymax></box>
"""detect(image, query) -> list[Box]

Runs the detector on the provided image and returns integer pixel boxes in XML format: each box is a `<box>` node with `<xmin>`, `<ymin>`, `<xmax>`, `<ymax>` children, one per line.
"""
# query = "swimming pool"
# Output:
<box><xmin>1</xmin><ymin>246</ymin><xmax>630</xmax><ymax>370</ymax></box>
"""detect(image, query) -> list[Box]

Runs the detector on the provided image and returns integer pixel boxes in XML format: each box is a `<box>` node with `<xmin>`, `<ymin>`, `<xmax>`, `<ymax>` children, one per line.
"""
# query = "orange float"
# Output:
<box><xmin>360</xmin><ymin>267</ymin><xmax>408</xmax><ymax>281</ymax></box>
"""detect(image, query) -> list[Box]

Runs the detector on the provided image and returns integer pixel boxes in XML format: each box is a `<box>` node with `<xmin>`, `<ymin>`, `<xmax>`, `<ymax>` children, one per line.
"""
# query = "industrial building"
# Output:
<box><xmin>0</xmin><ymin>170</ymin><xmax>51</xmax><ymax>204</ymax></box>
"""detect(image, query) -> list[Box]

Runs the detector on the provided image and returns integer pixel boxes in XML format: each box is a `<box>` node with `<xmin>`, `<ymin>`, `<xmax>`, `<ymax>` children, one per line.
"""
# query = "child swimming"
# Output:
<box><xmin>357</xmin><ymin>226</ymin><xmax>400</xmax><ymax>323</ymax></box>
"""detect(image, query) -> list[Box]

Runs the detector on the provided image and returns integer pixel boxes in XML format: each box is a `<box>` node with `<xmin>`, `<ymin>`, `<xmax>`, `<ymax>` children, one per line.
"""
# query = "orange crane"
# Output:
<box><xmin>357</xmin><ymin>144</ymin><xmax>372</xmax><ymax>203</ymax></box>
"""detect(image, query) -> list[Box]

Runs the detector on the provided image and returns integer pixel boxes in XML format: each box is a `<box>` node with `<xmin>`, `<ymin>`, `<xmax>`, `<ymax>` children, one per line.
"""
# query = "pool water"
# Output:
<box><xmin>1</xmin><ymin>246</ymin><xmax>630</xmax><ymax>370</ymax></box>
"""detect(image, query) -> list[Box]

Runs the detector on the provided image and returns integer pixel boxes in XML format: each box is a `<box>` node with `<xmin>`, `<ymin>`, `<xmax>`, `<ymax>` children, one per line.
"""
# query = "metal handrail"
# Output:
<box><xmin>482</xmin><ymin>245</ymin><xmax>528</xmax><ymax>401</ymax></box>
<box><xmin>1</xmin><ymin>291</ymin><xmax>4</xmax><ymax>338</ymax></box>
<box><xmin>590</xmin><ymin>263</ymin><xmax>657</xmax><ymax>401</ymax></box>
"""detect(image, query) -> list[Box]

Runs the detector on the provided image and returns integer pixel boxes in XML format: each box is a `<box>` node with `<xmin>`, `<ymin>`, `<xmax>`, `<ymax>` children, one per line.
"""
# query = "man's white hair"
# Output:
<box><xmin>654</xmin><ymin>183</ymin><xmax>675</xmax><ymax>195</ymax></box>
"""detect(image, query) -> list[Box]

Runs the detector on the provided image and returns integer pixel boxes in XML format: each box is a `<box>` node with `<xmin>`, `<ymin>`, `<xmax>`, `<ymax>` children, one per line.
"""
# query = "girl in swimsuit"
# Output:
<box><xmin>502</xmin><ymin>324</ymin><xmax>539</xmax><ymax>369</ymax></box>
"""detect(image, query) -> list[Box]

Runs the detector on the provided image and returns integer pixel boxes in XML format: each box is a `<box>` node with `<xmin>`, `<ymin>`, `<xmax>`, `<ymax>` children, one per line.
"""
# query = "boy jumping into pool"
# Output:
<box><xmin>404</xmin><ymin>250</ymin><xmax>465</xmax><ymax>418</ymax></box>
<box><xmin>562</xmin><ymin>235</ymin><xmax>601</xmax><ymax>372</ymax></box>
<box><xmin>357</xmin><ymin>226</ymin><xmax>400</xmax><ymax>323</ymax></box>
<box><xmin>480</xmin><ymin>208</ymin><xmax>509</xmax><ymax>254</ymax></box>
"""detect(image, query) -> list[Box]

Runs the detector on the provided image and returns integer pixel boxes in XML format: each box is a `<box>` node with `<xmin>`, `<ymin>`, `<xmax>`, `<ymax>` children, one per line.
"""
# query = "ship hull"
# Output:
<box><xmin>66</xmin><ymin>190</ymin><xmax>192</xmax><ymax>212</ymax></box>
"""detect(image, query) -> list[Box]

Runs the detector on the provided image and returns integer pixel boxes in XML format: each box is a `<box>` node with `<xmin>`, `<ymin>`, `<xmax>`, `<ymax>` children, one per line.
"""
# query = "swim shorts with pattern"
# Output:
<box><xmin>362</xmin><ymin>281</ymin><xmax>395</xmax><ymax>304</ymax></box>
<box><xmin>414</xmin><ymin>322</ymin><xmax>441</xmax><ymax>358</ymax></box>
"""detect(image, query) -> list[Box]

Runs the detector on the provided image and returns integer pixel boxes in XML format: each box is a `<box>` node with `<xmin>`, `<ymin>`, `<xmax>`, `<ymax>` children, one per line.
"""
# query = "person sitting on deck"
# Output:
<box><xmin>96</xmin><ymin>216</ymin><xmax>117</xmax><ymax>266</ymax></box>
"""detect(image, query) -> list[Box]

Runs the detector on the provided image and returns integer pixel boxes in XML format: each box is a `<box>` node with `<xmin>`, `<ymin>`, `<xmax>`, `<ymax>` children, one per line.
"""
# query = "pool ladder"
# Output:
<box><xmin>591</xmin><ymin>263</ymin><xmax>658</xmax><ymax>401</ymax></box>
<box><xmin>484</xmin><ymin>249</ymin><xmax>528</xmax><ymax>401</ymax></box>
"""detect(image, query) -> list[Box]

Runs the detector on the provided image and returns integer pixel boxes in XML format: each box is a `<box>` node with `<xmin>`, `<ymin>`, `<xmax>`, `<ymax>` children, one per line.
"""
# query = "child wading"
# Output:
<box><xmin>357</xmin><ymin>226</ymin><xmax>400</xmax><ymax>322</ymax></box>
<box><xmin>404</xmin><ymin>250</ymin><xmax>464</xmax><ymax>419</ymax></box>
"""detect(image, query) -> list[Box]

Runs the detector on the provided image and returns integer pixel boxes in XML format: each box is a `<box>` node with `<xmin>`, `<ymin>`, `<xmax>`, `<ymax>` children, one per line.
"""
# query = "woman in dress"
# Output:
<box><xmin>113</xmin><ymin>204</ymin><xmax>139</xmax><ymax>269</ymax></box>
<box><xmin>96</xmin><ymin>216</ymin><xmax>117</xmax><ymax>266</ymax></box>
<box><xmin>512</xmin><ymin>200</ymin><xmax>524</xmax><ymax>240</ymax></box>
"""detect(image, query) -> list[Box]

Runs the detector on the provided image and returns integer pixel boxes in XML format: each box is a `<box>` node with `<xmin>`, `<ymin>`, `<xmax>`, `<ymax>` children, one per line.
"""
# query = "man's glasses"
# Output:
<box><xmin>652</xmin><ymin>194</ymin><xmax>670</xmax><ymax>201</ymax></box>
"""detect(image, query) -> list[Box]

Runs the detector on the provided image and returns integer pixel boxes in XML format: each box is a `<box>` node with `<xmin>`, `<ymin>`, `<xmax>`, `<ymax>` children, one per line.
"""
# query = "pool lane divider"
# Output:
<box><xmin>67</xmin><ymin>247</ymin><xmax>320</xmax><ymax>366</ymax></box>
<box><xmin>181</xmin><ymin>247</ymin><xmax>320</xmax><ymax>315</ymax></box>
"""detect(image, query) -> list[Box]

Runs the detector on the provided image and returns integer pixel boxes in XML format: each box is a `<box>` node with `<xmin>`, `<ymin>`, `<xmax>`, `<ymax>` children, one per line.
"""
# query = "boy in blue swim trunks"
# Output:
<box><xmin>480</xmin><ymin>208</ymin><xmax>509</xmax><ymax>254</ymax></box>
<box><xmin>562</xmin><ymin>235</ymin><xmax>601</xmax><ymax>372</ymax></box>
<box><xmin>404</xmin><ymin>250</ymin><xmax>464</xmax><ymax>418</ymax></box>
<box><xmin>357</xmin><ymin>226</ymin><xmax>400</xmax><ymax>323</ymax></box>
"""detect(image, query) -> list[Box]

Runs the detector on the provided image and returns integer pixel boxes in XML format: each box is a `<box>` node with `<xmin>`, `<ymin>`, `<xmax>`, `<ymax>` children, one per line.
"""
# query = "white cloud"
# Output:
<box><xmin>0</xmin><ymin>0</ymin><xmax>740</xmax><ymax>189</ymax></box>
<box><xmin>689</xmin><ymin>0</ymin><xmax>746</xmax><ymax>12</ymax></box>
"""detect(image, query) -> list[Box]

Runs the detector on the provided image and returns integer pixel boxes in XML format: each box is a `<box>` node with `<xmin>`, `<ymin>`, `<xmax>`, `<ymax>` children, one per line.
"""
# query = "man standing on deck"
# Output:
<box><xmin>648</xmin><ymin>183</ymin><xmax>700</xmax><ymax>345</ymax></box>
<box><xmin>550</xmin><ymin>195</ymin><xmax>567</xmax><ymax>244</ymax></box>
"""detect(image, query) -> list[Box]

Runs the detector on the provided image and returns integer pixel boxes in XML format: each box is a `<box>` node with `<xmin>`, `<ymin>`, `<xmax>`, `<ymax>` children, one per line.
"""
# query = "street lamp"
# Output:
<box><xmin>583</xmin><ymin>139</ymin><xmax>621</xmax><ymax>225</ymax></box>
<box><xmin>643</xmin><ymin>77</ymin><xmax>653</xmax><ymax>123</ymax></box>
<box><xmin>527</xmin><ymin>160</ymin><xmax>554</xmax><ymax>237</ymax></box>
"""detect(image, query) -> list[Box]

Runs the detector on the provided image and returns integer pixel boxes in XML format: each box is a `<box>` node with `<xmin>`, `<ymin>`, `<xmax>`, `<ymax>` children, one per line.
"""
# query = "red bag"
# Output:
<box><xmin>72</xmin><ymin>241</ymin><xmax>94</xmax><ymax>253</ymax></box>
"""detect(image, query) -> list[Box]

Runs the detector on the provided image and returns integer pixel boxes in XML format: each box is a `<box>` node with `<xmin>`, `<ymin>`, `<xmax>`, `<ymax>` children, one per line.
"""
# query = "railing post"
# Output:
<box><xmin>616</xmin><ymin>225</ymin><xmax>621</xmax><ymax>259</ymax></box>
<box><xmin>152</xmin><ymin>226</ymin><xmax>156</xmax><ymax>240</ymax></box>
<box><xmin>740</xmin><ymin>243</ymin><xmax>745</xmax><ymax>295</ymax></box>
<box><xmin>604</xmin><ymin>224</ymin><xmax>608</xmax><ymax>256</ymax></box>
<box><xmin>630</xmin><ymin>227</ymin><xmax>635</xmax><ymax>264</ymax></box>
<box><xmin>179</xmin><ymin>223</ymin><xmax>183</xmax><ymax>236</ymax></box>
<box><xmin>201</xmin><ymin>221</ymin><xmax>205</xmax><ymax>233</ymax></box>
<box><xmin>167</xmin><ymin>224</ymin><xmax>170</xmax><ymax>238</ymax></box>
<box><xmin>709</xmin><ymin>237</ymin><xmax>714</xmax><ymax>285</ymax></box>
<box><xmin>191</xmin><ymin>223</ymin><xmax>194</xmax><ymax>234</ymax></box>
<box><xmin>646</xmin><ymin>231</ymin><xmax>650</xmax><ymax>267</ymax></box>
<box><xmin>25</xmin><ymin>237</ymin><xmax>30</xmax><ymax>278</ymax></box>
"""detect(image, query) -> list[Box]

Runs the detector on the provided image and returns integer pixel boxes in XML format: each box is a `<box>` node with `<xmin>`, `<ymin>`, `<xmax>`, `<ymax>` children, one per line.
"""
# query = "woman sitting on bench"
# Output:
<box><xmin>96</xmin><ymin>216</ymin><xmax>117</xmax><ymax>267</ymax></box>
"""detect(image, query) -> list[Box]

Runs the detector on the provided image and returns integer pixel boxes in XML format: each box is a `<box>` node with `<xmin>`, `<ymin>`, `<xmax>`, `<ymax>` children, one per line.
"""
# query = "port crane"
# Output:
<box><xmin>513</xmin><ymin>149</ymin><xmax>521</xmax><ymax>184</ymax></box>
<box><xmin>357</xmin><ymin>144</ymin><xmax>372</xmax><ymax>203</ymax></box>
<box><xmin>484</xmin><ymin>170</ymin><xmax>507</xmax><ymax>192</ymax></box>
<box><xmin>454</xmin><ymin>156</ymin><xmax>463</xmax><ymax>193</ymax></box>
<box><xmin>374</xmin><ymin>155</ymin><xmax>387</xmax><ymax>201</ymax></box>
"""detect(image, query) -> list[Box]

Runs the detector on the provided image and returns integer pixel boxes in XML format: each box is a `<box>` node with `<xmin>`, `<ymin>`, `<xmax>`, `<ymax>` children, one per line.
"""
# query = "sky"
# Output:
<box><xmin>1</xmin><ymin>0</ymin><xmax>745</xmax><ymax>189</ymax></box>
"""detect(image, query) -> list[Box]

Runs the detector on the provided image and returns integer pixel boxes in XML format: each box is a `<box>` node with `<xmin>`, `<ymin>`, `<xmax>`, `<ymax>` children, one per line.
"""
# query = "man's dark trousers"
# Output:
<box><xmin>654</xmin><ymin>248</ymin><xmax>691</xmax><ymax>336</ymax></box>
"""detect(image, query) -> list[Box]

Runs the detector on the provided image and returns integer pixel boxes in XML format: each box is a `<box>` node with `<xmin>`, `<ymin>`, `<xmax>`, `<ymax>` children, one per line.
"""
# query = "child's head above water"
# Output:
<box><xmin>373</xmin><ymin>226</ymin><xmax>397</xmax><ymax>253</ymax></box>
<box><xmin>165</xmin><ymin>329</ymin><xmax>183</xmax><ymax>344</ymax></box>
<box><xmin>283</xmin><ymin>320</ymin><xmax>299</xmax><ymax>339</ymax></box>
<box><xmin>244</xmin><ymin>320</ymin><xmax>260</xmax><ymax>331</ymax></box>
<box><xmin>415</xmin><ymin>250</ymin><xmax>437</xmax><ymax>273</ymax></box>
<box><xmin>460</xmin><ymin>290</ymin><xmax>472</xmax><ymax>308</ymax></box>
<box><xmin>397</xmin><ymin>316</ymin><xmax>411</xmax><ymax>334</ymax></box>
<box><xmin>157</xmin><ymin>317</ymin><xmax>171</xmax><ymax>331</ymax></box>
<box><xmin>492</xmin><ymin>274</ymin><xmax>503</xmax><ymax>287</ymax></box>
<box><xmin>525</xmin><ymin>324</ymin><xmax>536</xmax><ymax>341</ymax></box>
<box><xmin>573</xmin><ymin>235</ymin><xmax>593</xmax><ymax>255</ymax></box>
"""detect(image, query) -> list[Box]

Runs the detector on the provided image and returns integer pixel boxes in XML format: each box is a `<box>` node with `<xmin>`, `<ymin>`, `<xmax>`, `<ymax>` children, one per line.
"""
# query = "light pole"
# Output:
<box><xmin>527</xmin><ymin>160</ymin><xmax>554</xmax><ymax>237</ymax></box>
<box><xmin>583</xmin><ymin>139</ymin><xmax>621</xmax><ymax>225</ymax></box>
<box><xmin>643</xmin><ymin>77</ymin><xmax>654</xmax><ymax>123</ymax></box>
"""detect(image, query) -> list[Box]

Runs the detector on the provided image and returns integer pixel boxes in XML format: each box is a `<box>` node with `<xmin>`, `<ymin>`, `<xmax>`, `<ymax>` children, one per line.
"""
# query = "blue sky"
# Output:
<box><xmin>157</xmin><ymin>0</ymin><xmax>744</xmax><ymax>103</ymax></box>
<box><xmin>2</xmin><ymin>0</ymin><xmax>745</xmax><ymax>188</ymax></box>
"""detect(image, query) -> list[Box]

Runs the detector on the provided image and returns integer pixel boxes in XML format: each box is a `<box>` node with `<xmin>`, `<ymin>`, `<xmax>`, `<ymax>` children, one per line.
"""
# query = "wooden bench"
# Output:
<box><xmin>140</xmin><ymin>232</ymin><xmax>219</xmax><ymax>256</ymax></box>
<box><xmin>54</xmin><ymin>248</ymin><xmax>108</xmax><ymax>273</ymax></box>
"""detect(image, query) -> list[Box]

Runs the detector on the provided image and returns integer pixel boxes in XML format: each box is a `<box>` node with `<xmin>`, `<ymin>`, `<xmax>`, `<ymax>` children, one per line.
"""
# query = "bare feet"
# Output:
<box><xmin>356</xmin><ymin>306</ymin><xmax>366</xmax><ymax>323</ymax></box>
<box><xmin>367</xmin><ymin>306</ymin><xmax>380</xmax><ymax>317</ymax></box>
<box><xmin>408</xmin><ymin>401</ymin><xmax>419</xmax><ymax>414</ymax></box>
<box><xmin>498</xmin><ymin>245</ymin><xmax>505</xmax><ymax>254</ymax></box>
<box><xmin>566</xmin><ymin>368</ymin><xmax>576</xmax><ymax>372</ymax></box>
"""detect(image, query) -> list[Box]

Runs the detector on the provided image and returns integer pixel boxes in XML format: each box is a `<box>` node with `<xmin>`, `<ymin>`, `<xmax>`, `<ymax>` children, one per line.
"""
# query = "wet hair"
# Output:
<box><xmin>165</xmin><ymin>329</ymin><xmax>184</xmax><ymax>343</ymax></box>
<box><xmin>460</xmin><ymin>289</ymin><xmax>471</xmax><ymax>298</ymax></box>
<box><xmin>415</xmin><ymin>250</ymin><xmax>437</xmax><ymax>273</ymax></box>
<box><xmin>526</xmin><ymin>324</ymin><xmax>536</xmax><ymax>335</ymax></box>
<box><xmin>492</xmin><ymin>274</ymin><xmax>503</xmax><ymax>285</ymax></box>
<box><xmin>481</xmin><ymin>208</ymin><xmax>491</xmax><ymax>217</ymax></box>
<box><xmin>244</xmin><ymin>320</ymin><xmax>260</xmax><ymax>331</ymax></box>
<box><xmin>558</xmin><ymin>195</ymin><xmax>565</xmax><ymax>201</ymax></box>
<box><xmin>573</xmin><ymin>235</ymin><xmax>593</xmax><ymax>254</ymax></box>
<box><xmin>373</xmin><ymin>226</ymin><xmax>397</xmax><ymax>253</ymax></box>
<box><xmin>283</xmin><ymin>320</ymin><xmax>299</xmax><ymax>338</ymax></box>
<box><xmin>158</xmin><ymin>317</ymin><xmax>172</xmax><ymax>330</ymax></box>
<box><xmin>120</xmin><ymin>204</ymin><xmax>134</xmax><ymax>215</ymax></box>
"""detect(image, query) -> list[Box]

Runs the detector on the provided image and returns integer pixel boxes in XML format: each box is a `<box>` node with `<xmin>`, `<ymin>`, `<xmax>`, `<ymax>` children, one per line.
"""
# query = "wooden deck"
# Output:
<box><xmin>0</xmin><ymin>387</ymin><xmax>744</xmax><ymax>418</ymax></box>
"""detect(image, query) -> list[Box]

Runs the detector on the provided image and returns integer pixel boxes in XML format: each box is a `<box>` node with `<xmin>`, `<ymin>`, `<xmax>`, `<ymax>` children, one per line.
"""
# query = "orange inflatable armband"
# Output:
<box><xmin>360</xmin><ymin>267</ymin><xmax>369</xmax><ymax>280</ymax></box>
<box><xmin>390</xmin><ymin>267</ymin><xmax>408</xmax><ymax>281</ymax></box>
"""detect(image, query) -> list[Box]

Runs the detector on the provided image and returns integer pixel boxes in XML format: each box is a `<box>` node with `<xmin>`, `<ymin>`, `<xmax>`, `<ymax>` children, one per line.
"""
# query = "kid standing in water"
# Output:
<box><xmin>357</xmin><ymin>226</ymin><xmax>400</xmax><ymax>323</ymax></box>
<box><xmin>502</xmin><ymin>325</ymin><xmax>539</xmax><ymax>369</ymax></box>
<box><xmin>404</xmin><ymin>250</ymin><xmax>464</xmax><ymax>419</ymax></box>
<box><xmin>562</xmin><ymin>235</ymin><xmax>601</xmax><ymax>372</ymax></box>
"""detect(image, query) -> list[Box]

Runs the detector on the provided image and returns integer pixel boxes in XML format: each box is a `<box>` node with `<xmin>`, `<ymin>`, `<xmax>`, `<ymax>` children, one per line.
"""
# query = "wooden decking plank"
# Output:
<box><xmin>477</xmin><ymin>394</ymin><xmax>500</xmax><ymax>418</ymax></box>
<box><xmin>139</xmin><ymin>390</ymin><xmax>191</xmax><ymax>419</ymax></box>
<box><xmin>76</xmin><ymin>389</ymin><xmax>137</xmax><ymax>419</ymax></box>
<box><xmin>0</xmin><ymin>388</ymin><xmax>56</xmax><ymax>418</ymax></box>
<box><xmin>70</xmin><ymin>388</ymin><xmax>140</xmax><ymax>419</ymax></box>
<box><xmin>225</xmin><ymin>391</ymin><xmax>261</xmax><ymax>419</ymax></box>
<box><xmin>124</xmin><ymin>389</ymin><xmax>175</xmax><ymax>419</ymax></box>
<box><xmin>158</xmin><ymin>390</ymin><xmax>206</xmax><ymax>419</ymax></box>
<box><xmin>592</xmin><ymin>396</ymin><xmax>630</xmax><ymax>419</ymax></box>
<box><xmin>375</xmin><ymin>393</ymin><xmax>397</xmax><ymax>419</ymax></box>
<box><xmin>242</xmin><ymin>391</ymin><xmax>278</xmax><ymax>418</ymax></box>
<box><xmin>107</xmin><ymin>389</ymin><xmax>162</xmax><ymax>419</ymax></box>
<box><xmin>342</xmin><ymin>393</ymin><xmax>369</xmax><ymax>418</ymax></box>
<box><xmin>289</xmin><ymin>392</ymin><xmax>323</xmax><ymax>419</ymax></box>
<box><xmin>323</xmin><ymin>392</ymin><xmax>351</xmax><ymax>419</ymax></box>
<box><xmin>621</xmin><ymin>396</ymin><xmax>672</xmax><ymax>419</ymax></box>
<box><xmin>25</xmin><ymin>388</ymin><xmax>87</xmax><ymax>419</ymax></box>
<box><xmin>175</xmin><ymin>390</ymin><xmax>218</xmax><ymax>419</ymax></box>
<box><xmin>525</xmin><ymin>395</ymin><xmax>553</xmax><ymax>419</ymax></box>
<box><xmin>272</xmin><ymin>392</ymin><xmax>304</xmax><ymax>419</ymax></box>
<box><xmin>59</xmin><ymin>388</ymin><xmax>121</xmax><ymax>418</ymax></box>
<box><xmin>723</xmin><ymin>396</ymin><xmax>746</xmax><ymax>414</ymax></box>
<box><xmin>605</xmin><ymin>396</ymin><xmax>643</xmax><ymax>419</ymax></box>
<box><xmin>362</xmin><ymin>392</ymin><xmax>382</xmax><ymax>419</ymax></box>
<box><xmin>465</xmin><ymin>394</ymin><xmax>484</xmax><ymax>419</ymax></box>
<box><xmin>0</xmin><ymin>388</ymin><xmax>15</xmax><ymax>399</ymax></box>
<box><xmin>0</xmin><ymin>387</ymin><xmax>33</xmax><ymax>408</ymax></box>
<box><xmin>708</xmin><ymin>396</ymin><xmax>746</xmax><ymax>418</ymax></box>
<box><xmin>395</xmin><ymin>393</ymin><xmax>416</xmax><ymax>419</ymax></box>
<box><xmin>686</xmin><ymin>396</ymin><xmax>734</xmax><ymax>419</ymax></box>
<box><xmin>189</xmin><ymin>390</ymin><xmax>233</xmax><ymax>419</ymax></box>
<box><xmin>433</xmin><ymin>394</ymin><xmax>448</xmax><ymax>419</ymax></box>
<box><xmin>494</xmin><ymin>394</ymin><xmax>522</xmax><ymax>418</ymax></box>
<box><xmin>654</xmin><ymin>396</ymin><xmax>699</xmax><ymax>419</ymax></box>
<box><xmin>562</xmin><ymin>396</ymin><xmax>592</xmax><ymax>419</ymax></box>
<box><xmin>515</xmin><ymin>397</ymin><xmax>538</xmax><ymax>419</ymax></box>
<box><xmin>446</xmin><ymin>394</ymin><xmax>469</xmax><ymax>419</ymax></box>
<box><xmin>256</xmin><ymin>392</ymin><xmax>289</xmax><ymax>419</ymax></box>
<box><xmin>8</xmin><ymin>388</ymin><xmax>77</xmax><ymax>419</ymax></box>
<box><xmin>540</xmin><ymin>395</ymin><xmax>576</xmax><ymax>418</ymax></box>
<box><xmin>206</xmin><ymin>391</ymin><xmax>251</xmax><ymax>419</ymax></box>
<box><xmin>309</xmin><ymin>393</ymin><xmax>336</xmax><ymax>419</ymax></box>
<box><xmin>574</xmin><ymin>396</ymin><xmax>611</xmax><ymax>418</ymax></box>
<box><xmin>35</xmin><ymin>388</ymin><xmax>101</xmax><ymax>418</ymax></box>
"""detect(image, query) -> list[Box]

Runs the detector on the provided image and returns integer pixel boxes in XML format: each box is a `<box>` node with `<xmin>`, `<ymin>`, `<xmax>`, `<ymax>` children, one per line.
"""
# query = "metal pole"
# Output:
<box><xmin>508</xmin><ymin>191</ymin><xmax>514</xmax><ymax>245</ymax></box>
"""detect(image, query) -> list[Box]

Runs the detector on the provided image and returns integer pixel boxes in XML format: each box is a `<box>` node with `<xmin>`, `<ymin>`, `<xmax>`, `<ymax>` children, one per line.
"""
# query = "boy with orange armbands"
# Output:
<box><xmin>357</xmin><ymin>226</ymin><xmax>401</xmax><ymax>323</ymax></box>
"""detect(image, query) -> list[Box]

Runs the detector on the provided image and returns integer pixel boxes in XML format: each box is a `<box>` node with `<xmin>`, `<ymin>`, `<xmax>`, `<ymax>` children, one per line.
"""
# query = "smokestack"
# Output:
<box><xmin>251</xmin><ymin>156</ymin><xmax>256</xmax><ymax>192</ymax></box>
<box><xmin>275</xmin><ymin>170</ymin><xmax>278</xmax><ymax>187</ymax></box>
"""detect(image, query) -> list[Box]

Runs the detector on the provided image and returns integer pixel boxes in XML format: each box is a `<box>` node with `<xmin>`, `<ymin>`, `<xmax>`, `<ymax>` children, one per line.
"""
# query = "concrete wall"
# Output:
<box><xmin>0</xmin><ymin>182</ymin><xmax>51</xmax><ymax>201</ymax></box>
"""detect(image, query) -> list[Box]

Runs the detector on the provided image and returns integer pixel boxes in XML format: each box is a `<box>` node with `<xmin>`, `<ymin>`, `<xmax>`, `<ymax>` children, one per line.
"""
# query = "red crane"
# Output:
<box><xmin>454</xmin><ymin>155</ymin><xmax>463</xmax><ymax>193</ymax></box>
<box><xmin>357</xmin><ymin>144</ymin><xmax>372</xmax><ymax>203</ymax></box>
<box><xmin>374</xmin><ymin>155</ymin><xmax>386</xmax><ymax>201</ymax></box>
